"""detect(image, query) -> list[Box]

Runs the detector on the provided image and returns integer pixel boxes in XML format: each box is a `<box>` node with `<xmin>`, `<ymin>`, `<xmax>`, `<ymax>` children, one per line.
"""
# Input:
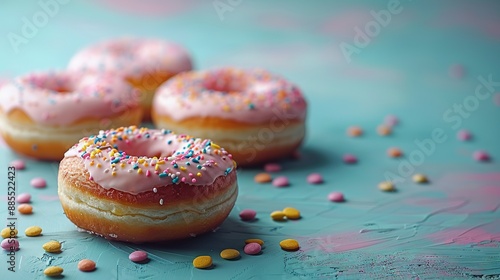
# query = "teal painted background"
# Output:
<box><xmin>1</xmin><ymin>0</ymin><xmax>499</xmax><ymax>279</ymax></box>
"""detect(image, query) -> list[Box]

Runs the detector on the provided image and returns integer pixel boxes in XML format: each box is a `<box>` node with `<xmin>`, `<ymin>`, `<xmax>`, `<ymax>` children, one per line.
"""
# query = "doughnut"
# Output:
<box><xmin>68</xmin><ymin>37</ymin><xmax>193</xmax><ymax>120</ymax></box>
<box><xmin>151</xmin><ymin>67</ymin><xmax>307</xmax><ymax>166</ymax></box>
<box><xmin>0</xmin><ymin>71</ymin><xmax>142</xmax><ymax>161</ymax></box>
<box><xmin>58</xmin><ymin>126</ymin><xmax>238</xmax><ymax>243</ymax></box>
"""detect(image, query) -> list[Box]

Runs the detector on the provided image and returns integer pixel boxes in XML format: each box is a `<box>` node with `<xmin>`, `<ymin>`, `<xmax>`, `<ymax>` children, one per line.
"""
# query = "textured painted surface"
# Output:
<box><xmin>1</xmin><ymin>0</ymin><xmax>499</xmax><ymax>279</ymax></box>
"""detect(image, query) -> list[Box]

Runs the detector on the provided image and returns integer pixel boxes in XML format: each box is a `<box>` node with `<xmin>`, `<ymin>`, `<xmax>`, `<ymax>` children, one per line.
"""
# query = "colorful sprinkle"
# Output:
<box><xmin>42</xmin><ymin>240</ymin><xmax>62</xmax><ymax>253</ymax></box>
<box><xmin>1</xmin><ymin>238</ymin><xmax>19</xmax><ymax>251</ymax></box>
<box><xmin>1</xmin><ymin>227</ymin><xmax>17</xmax><ymax>239</ymax></box>
<box><xmin>264</xmin><ymin>163</ymin><xmax>281</xmax><ymax>172</ymax></box>
<box><xmin>473</xmin><ymin>150</ymin><xmax>490</xmax><ymax>162</ymax></box>
<box><xmin>129</xmin><ymin>250</ymin><xmax>148</xmax><ymax>263</ymax></box>
<box><xmin>272</xmin><ymin>176</ymin><xmax>289</xmax><ymax>187</ymax></box>
<box><xmin>378</xmin><ymin>181</ymin><xmax>395</xmax><ymax>192</ymax></box>
<box><xmin>412</xmin><ymin>174</ymin><xmax>428</xmax><ymax>183</ymax></box>
<box><xmin>306</xmin><ymin>173</ymin><xmax>323</xmax><ymax>184</ymax></box>
<box><xmin>30</xmin><ymin>177</ymin><xmax>46</xmax><ymax>188</ymax></box>
<box><xmin>347</xmin><ymin>126</ymin><xmax>363</xmax><ymax>137</ymax></box>
<box><xmin>78</xmin><ymin>259</ymin><xmax>96</xmax><ymax>272</ymax></box>
<box><xmin>244</xmin><ymin>242</ymin><xmax>262</xmax><ymax>255</ymax></box>
<box><xmin>282</xmin><ymin>207</ymin><xmax>301</xmax><ymax>220</ymax></box>
<box><xmin>44</xmin><ymin>266</ymin><xmax>63</xmax><ymax>277</ymax></box>
<box><xmin>328</xmin><ymin>192</ymin><xmax>345</xmax><ymax>202</ymax></box>
<box><xmin>220</xmin><ymin>248</ymin><xmax>240</xmax><ymax>260</ymax></box>
<box><xmin>193</xmin><ymin>256</ymin><xmax>213</xmax><ymax>269</ymax></box>
<box><xmin>16</xmin><ymin>193</ymin><xmax>31</xmax><ymax>203</ymax></box>
<box><xmin>254</xmin><ymin>172</ymin><xmax>272</xmax><ymax>183</ymax></box>
<box><xmin>17</xmin><ymin>203</ymin><xmax>33</xmax><ymax>215</ymax></box>
<box><xmin>239</xmin><ymin>209</ymin><xmax>257</xmax><ymax>221</ymax></box>
<box><xmin>279</xmin><ymin>239</ymin><xmax>300</xmax><ymax>251</ymax></box>
<box><xmin>457</xmin><ymin>129</ymin><xmax>472</xmax><ymax>141</ymax></box>
<box><xmin>387</xmin><ymin>147</ymin><xmax>403</xmax><ymax>158</ymax></box>
<box><xmin>9</xmin><ymin>159</ymin><xmax>25</xmax><ymax>170</ymax></box>
<box><xmin>343</xmin><ymin>154</ymin><xmax>358</xmax><ymax>164</ymax></box>
<box><xmin>25</xmin><ymin>225</ymin><xmax>42</xmax><ymax>237</ymax></box>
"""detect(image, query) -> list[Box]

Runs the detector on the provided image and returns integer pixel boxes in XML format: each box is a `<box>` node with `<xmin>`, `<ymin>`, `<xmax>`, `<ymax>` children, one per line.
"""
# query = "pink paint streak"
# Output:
<box><xmin>427</xmin><ymin>221</ymin><xmax>500</xmax><ymax>246</ymax></box>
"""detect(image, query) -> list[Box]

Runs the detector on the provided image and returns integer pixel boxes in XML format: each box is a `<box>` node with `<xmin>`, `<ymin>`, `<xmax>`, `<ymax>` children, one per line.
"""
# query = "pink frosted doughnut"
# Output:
<box><xmin>152</xmin><ymin>67</ymin><xmax>307</xmax><ymax>166</ymax></box>
<box><xmin>0</xmin><ymin>71</ymin><xmax>141</xmax><ymax>160</ymax></box>
<box><xmin>68</xmin><ymin>37</ymin><xmax>193</xmax><ymax>120</ymax></box>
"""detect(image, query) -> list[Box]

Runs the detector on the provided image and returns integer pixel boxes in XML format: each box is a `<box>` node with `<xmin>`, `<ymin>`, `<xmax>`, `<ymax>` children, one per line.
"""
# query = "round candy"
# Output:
<box><xmin>343</xmin><ymin>154</ymin><xmax>358</xmax><ymax>164</ymax></box>
<box><xmin>412</xmin><ymin>174</ymin><xmax>428</xmax><ymax>183</ymax></box>
<box><xmin>473</xmin><ymin>150</ymin><xmax>490</xmax><ymax>162</ymax></box>
<box><xmin>387</xmin><ymin>147</ymin><xmax>403</xmax><ymax>158</ymax></box>
<box><xmin>43</xmin><ymin>240</ymin><xmax>62</xmax><ymax>253</ymax></box>
<box><xmin>78</xmin><ymin>259</ymin><xmax>96</xmax><ymax>272</ymax></box>
<box><xmin>328</xmin><ymin>192</ymin><xmax>345</xmax><ymax>202</ymax></box>
<box><xmin>254</xmin><ymin>173</ymin><xmax>272</xmax><ymax>183</ymax></box>
<box><xmin>244</xmin><ymin>242</ymin><xmax>262</xmax><ymax>255</ymax></box>
<box><xmin>457</xmin><ymin>129</ymin><xmax>472</xmax><ymax>141</ymax></box>
<box><xmin>25</xmin><ymin>225</ymin><xmax>42</xmax><ymax>237</ymax></box>
<box><xmin>193</xmin><ymin>256</ymin><xmax>213</xmax><ymax>269</ymax></box>
<box><xmin>347</xmin><ymin>126</ymin><xmax>363</xmax><ymax>137</ymax></box>
<box><xmin>30</xmin><ymin>177</ymin><xmax>46</xmax><ymax>188</ymax></box>
<box><xmin>1</xmin><ymin>238</ymin><xmax>19</xmax><ymax>251</ymax></box>
<box><xmin>306</xmin><ymin>173</ymin><xmax>323</xmax><ymax>184</ymax></box>
<box><xmin>282</xmin><ymin>207</ymin><xmax>301</xmax><ymax>220</ymax></box>
<box><xmin>129</xmin><ymin>250</ymin><xmax>148</xmax><ymax>263</ymax></box>
<box><xmin>279</xmin><ymin>239</ymin><xmax>300</xmax><ymax>251</ymax></box>
<box><xmin>272</xmin><ymin>176</ymin><xmax>289</xmax><ymax>187</ymax></box>
<box><xmin>18</xmin><ymin>204</ymin><xmax>33</xmax><ymax>215</ymax></box>
<box><xmin>377</xmin><ymin>124</ymin><xmax>392</xmax><ymax>136</ymax></box>
<box><xmin>449</xmin><ymin>63</ymin><xmax>466</xmax><ymax>79</ymax></box>
<box><xmin>16</xmin><ymin>193</ymin><xmax>31</xmax><ymax>203</ymax></box>
<box><xmin>1</xmin><ymin>227</ymin><xmax>17</xmax><ymax>238</ymax></box>
<box><xmin>239</xmin><ymin>209</ymin><xmax>257</xmax><ymax>221</ymax></box>
<box><xmin>9</xmin><ymin>159</ymin><xmax>25</xmax><ymax>170</ymax></box>
<box><xmin>264</xmin><ymin>163</ymin><xmax>281</xmax><ymax>172</ymax></box>
<box><xmin>220</xmin><ymin>249</ymin><xmax>240</xmax><ymax>260</ymax></box>
<box><xmin>270</xmin><ymin>211</ymin><xmax>286</xmax><ymax>221</ymax></box>
<box><xmin>44</xmin><ymin>266</ymin><xmax>63</xmax><ymax>277</ymax></box>
<box><xmin>244</xmin><ymin>238</ymin><xmax>264</xmax><ymax>246</ymax></box>
<box><xmin>384</xmin><ymin>115</ymin><xmax>399</xmax><ymax>126</ymax></box>
<box><xmin>378</xmin><ymin>181</ymin><xmax>395</xmax><ymax>192</ymax></box>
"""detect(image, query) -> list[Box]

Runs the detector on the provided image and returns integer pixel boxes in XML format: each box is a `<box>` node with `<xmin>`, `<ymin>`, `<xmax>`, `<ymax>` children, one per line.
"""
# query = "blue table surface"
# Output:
<box><xmin>1</xmin><ymin>0</ymin><xmax>500</xmax><ymax>279</ymax></box>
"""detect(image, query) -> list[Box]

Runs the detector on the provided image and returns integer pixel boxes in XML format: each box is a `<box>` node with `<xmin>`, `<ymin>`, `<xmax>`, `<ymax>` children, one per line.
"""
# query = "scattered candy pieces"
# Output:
<box><xmin>378</xmin><ymin>181</ymin><xmax>395</xmax><ymax>192</ymax></box>
<box><xmin>239</xmin><ymin>209</ymin><xmax>257</xmax><ymax>221</ymax></box>
<box><xmin>473</xmin><ymin>150</ymin><xmax>490</xmax><ymax>162</ymax></box>
<box><xmin>16</xmin><ymin>193</ymin><xmax>31</xmax><ymax>203</ymax></box>
<box><xmin>193</xmin><ymin>256</ymin><xmax>212</xmax><ymax>269</ymax></box>
<box><xmin>244</xmin><ymin>242</ymin><xmax>262</xmax><ymax>255</ymax></box>
<box><xmin>384</xmin><ymin>115</ymin><xmax>399</xmax><ymax>126</ymax></box>
<box><xmin>270</xmin><ymin>210</ymin><xmax>286</xmax><ymax>221</ymax></box>
<box><xmin>30</xmin><ymin>177</ymin><xmax>46</xmax><ymax>188</ymax></box>
<box><xmin>272</xmin><ymin>176</ymin><xmax>289</xmax><ymax>187</ymax></box>
<box><xmin>42</xmin><ymin>240</ymin><xmax>62</xmax><ymax>253</ymax></box>
<box><xmin>377</xmin><ymin>124</ymin><xmax>392</xmax><ymax>136</ymax></box>
<box><xmin>328</xmin><ymin>192</ymin><xmax>345</xmax><ymax>202</ymax></box>
<box><xmin>18</xmin><ymin>203</ymin><xmax>33</xmax><ymax>215</ymax></box>
<box><xmin>279</xmin><ymin>239</ymin><xmax>300</xmax><ymax>251</ymax></box>
<box><xmin>129</xmin><ymin>250</ymin><xmax>148</xmax><ymax>263</ymax></box>
<box><xmin>387</xmin><ymin>147</ymin><xmax>403</xmax><ymax>158</ymax></box>
<box><xmin>1</xmin><ymin>238</ymin><xmax>19</xmax><ymax>251</ymax></box>
<box><xmin>306</xmin><ymin>173</ymin><xmax>323</xmax><ymax>184</ymax></box>
<box><xmin>78</xmin><ymin>259</ymin><xmax>96</xmax><ymax>272</ymax></box>
<box><xmin>254</xmin><ymin>172</ymin><xmax>272</xmax><ymax>183</ymax></box>
<box><xmin>412</xmin><ymin>174</ymin><xmax>428</xmax><ymax>183</ymax></box>
<box><xmin>449</xmin><ymin>63</ymin><xmax>466</xmax><ymax>79</ymax></box>
<box><xmin>282</xmin><ymin>207</ymin><xmax>301</xmax><ymax>220</ymax></box>
<box><xmin>343</xmin><ymin>154</ymin><xmax>358</xmax><ymax>164</ymax></box>
<box><xmin>9</xmin><ymin>159</ymin><xmax>25</xmax><ymax>170</ymax></box>
<box><xmin>244</xmin><ymin>238</ymin><xmax>264</xmax><ymax>246</ymax></box>
<box><xmin>347</xmin><ymin>126</ymin><xmax>363</xmax><ymax>137</ymax></box>
<box><xmin>1</xmin><ymin>227</ymin><xmax>17</xmax><ymax>238</ymax></box>
<box><xmin>457</xmin><ymin>129</ymin><xmax>472</xmax><ymax>141</ymax></box>
<box><xmin>44</xmin><ymin>266</ymin><xmax>63</xmax><ymax>277</ymax></box>
<box><xmin>25</xmin><ymin>225</ymin><xmax>42</xmax><ymax>237</ymax></box>
<box><xmin>220</xmin><ymin>248</ymin><xmax>240</xmax><ymax>260</ymax></box>
<box><xmin>264</xmin><ymin>163</ymin><xmax>281</xmax><ymax>172</ymax></box>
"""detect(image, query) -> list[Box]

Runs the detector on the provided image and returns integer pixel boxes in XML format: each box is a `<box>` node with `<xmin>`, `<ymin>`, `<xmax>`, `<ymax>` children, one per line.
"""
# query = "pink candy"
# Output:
<box><xmin>243</xmin><ymin>242</ymin><xmax>262</xmax><ymax>255</ymax></box>
<box><xmin>306</xmin><ymin>173</ymin><xmax>323</xmax><ymax>184</ymax></box>
<box><xmin>328</xmin><ymin>192</ymin><xmax>345</xmax><ymax>202</ymax></box>
<box><xmin>1</xmin><ymin>238</ymin><xmax>19</xmax><ymax>251</ymax></box>
<box><xmin>30</xmin><ymin>177</ymin><xmax>46</xmax><ymax>188</ymax></box>
<box><xmin>384</xmin><ymin>115</ymin><xmax>399</xmax><ymax>127</ymax></box>
<box><xmin>129</xmin><ymin>250</ymin><xmax>148</xmax><ymax>263</ymax></box>
<box><xmin>449</xmin><ymin>64</ymin><xmax>466</xmax><ymax>79</ymax></box>
<box><xmin>457</xmin><ymin>129</ymin><xmax>471</xmax><ymax>141</ymax></box>
<box><xmin>9</xmin><ymin>159</ymin><xmax>25</xmax><ymax>170</ymax></box>
<box><xmin>239</xmin><ymin>209</ymin><xmax>257</xmax><ymax>221</ymax></box>
<box><xmin>473</xmin><ymin>150</ymin><xmax>490</xmax><ymax>162</ymax></box>
<box><xmin>272</xmin><ymin>176</ymin><xmax>289</xmax><ymax>187</ymax></box>
<box><xmin>16</xmin><ymin>193</ymin><xmax>31</xmax><ymax>203</ymax></box>
<box><xmin>343</xmin><ymin>154</ymin><xmax>358</xmax><ymax>164</ymax></box>
<box><xmin>264</xmin><ymin>163</ymin><xmax>281</xmax><ymax>173</ymax></box>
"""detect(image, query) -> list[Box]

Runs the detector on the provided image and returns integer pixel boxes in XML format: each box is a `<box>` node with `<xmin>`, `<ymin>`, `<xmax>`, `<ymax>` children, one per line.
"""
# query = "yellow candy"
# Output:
<box><xmin>193</xmin><ymin>256</ymin><xmax>212</xmax><ymax>269</ymax></box>
<box><xmin>412</xmin><ymin>174</ymin><xmax>428</xmax><ymax>183</ymax></box>
<box><xmin>43</xmin><ymin>240</ymin><xmax>62</xmax><ymax>253</ymax></box>
<box><xmin>282</xmin><ymin>207</ymin><xmax>301</xmax><ymax>220</ymax></box>
<box><xmin>378</xmin><ymin>181</ymin><xmax>395</xmax><ymax>192</ymax></box>
<box><xmin>1</xmin><ymin>227</ymin><xmax>17</xmax><ymax>238</ymax></box>
<box><xmin>280</xmin><ymin>239</ymin><xmax>300</xmax><ymax>251</ymax></box>
<box><xmin>270</xmin><ymin>211</ymin><xmax>286</xmax><ymax>221</ymax></box>
<box><xmin>25</xmin><ymin>225</ymin><xmax>42</xmax><ymax>237</ymax></box>
<box><xmin>220</xmin><ymin>249</ymin><xmax>240</xmax><ymax>260</ymax></box>
<box><xmin>244</xmin><ymin>238</ymin><xmax>264</xmax><ymax>246</ymax></box>
<box><xmin>44</xmin><ymin>266</ymin><xmax>63</xmax><ymax>277</ymax></box>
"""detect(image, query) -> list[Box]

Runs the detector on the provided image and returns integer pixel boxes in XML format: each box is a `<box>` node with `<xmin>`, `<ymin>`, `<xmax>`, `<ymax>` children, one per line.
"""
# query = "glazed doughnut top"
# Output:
<box><xmin>64</xmin><ymin>126</ymin><xmax>236</xmax><ymax>195</ymax></box>
<box><xmin>153</xmin><ymin>67</ymin><xmax>307</xmax><ymax>123</ymax></box>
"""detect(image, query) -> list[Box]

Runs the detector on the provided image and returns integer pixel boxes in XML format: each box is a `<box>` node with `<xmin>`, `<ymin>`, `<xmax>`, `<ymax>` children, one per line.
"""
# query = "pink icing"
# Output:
<box><xmin>64</xmin><ymin>127</ymin><xmax>236</xmax><ymax>195</ymax></box>
<box><xmin>153</xmin><ymin>68</ymin><xmax>307</xmax><ymax>124</ymax></box>
<box><xmin>68</xmin><ymin>37</ymin><xmax>192</xmax><ymax>79</ymax></box>
<box><xmin>0</xmin><ymin>71</ymin><xmax>139</xmax><ymax>125</ymax></box>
